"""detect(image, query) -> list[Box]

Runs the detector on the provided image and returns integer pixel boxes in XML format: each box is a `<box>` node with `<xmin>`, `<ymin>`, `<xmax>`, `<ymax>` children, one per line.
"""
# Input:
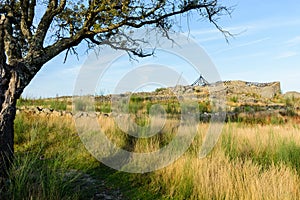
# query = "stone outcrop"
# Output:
<box><xmin>223</xmin><ymin>81</ymin><xmax>281</xmax><ymax>99</ymax></box>
<box><xmin>68</xmin><ymin>81</ymin><xmax>281</xmax><ymax>105</ymax></box>
<box><xmin>284</xmin><ymin>91</ymin><xmax>300</xmax><ymax>99</ymax></box>
<box><xmin>128</xmin><ymin>80</ymin><xmax>281</xmax><ymax>102</ymax></box>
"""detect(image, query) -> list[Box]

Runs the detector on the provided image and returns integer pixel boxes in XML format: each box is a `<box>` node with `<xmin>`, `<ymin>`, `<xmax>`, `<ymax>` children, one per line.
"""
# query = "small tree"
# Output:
<box><xmin>0</xmin><ymin>0</ymin><xmax>231</xmax><ymax>181</ymax></box>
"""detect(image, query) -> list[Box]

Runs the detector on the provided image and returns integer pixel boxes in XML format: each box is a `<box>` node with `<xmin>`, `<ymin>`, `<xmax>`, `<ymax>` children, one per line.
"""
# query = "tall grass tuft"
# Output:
<box><xmin>2</xmin><ymin>152</ymin><xmax>80</xmax><ymax>200</ymax></box>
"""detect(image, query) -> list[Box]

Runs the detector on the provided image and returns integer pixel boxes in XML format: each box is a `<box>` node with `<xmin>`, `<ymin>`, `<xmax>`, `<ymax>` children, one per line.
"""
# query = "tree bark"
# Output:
<box><xmin>0</xmin><ymin>69</ymin><xmax>20</xmax><ymax>184</ymax></box>
<box><xmin>0</xmin><ymin>98</ymin><xmax>16</xmax><ymax>182</ymax></box>
<box><xmin>0</xmin><ymin>13</ymin><xmax>23</xmax><ymax>185</ymax></box>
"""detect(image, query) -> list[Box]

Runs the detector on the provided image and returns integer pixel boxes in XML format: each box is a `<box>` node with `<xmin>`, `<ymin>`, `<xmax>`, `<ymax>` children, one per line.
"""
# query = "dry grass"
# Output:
<box><xmin>74</xmin><ymin>113</ymin><xmax>300</xmax><ymax>199</ymax></box>
<box><xmin>145</xmin><ymin>122</ymin><xmax>300</xmax><ymax>200</ymax></box>
<box><xmin>151</xmin><ymin>152</ymin><xmax>300</xmax><ymax>200</ymax></box>
<box><xmin>10</xmin><ymin>112</ymin><xmax>300</xmax><ymax>199</ymax></box>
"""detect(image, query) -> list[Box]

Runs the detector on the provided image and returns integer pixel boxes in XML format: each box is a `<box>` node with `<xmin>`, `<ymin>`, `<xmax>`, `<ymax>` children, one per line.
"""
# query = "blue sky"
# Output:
<box><xmin>23</xmin><ymin>0</ymin><xmax>300</xmax><ymax>98</ymax></box>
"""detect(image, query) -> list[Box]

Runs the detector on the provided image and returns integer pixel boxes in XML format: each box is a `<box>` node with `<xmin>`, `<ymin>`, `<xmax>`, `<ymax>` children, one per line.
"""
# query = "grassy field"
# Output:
<box><xmin>1</xmin><ymin>109</ymin><xmax>300</xmax><ymax>199</ymax></box>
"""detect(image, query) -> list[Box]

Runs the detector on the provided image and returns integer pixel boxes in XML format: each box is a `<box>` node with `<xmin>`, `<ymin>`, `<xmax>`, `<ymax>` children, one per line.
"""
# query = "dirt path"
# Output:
<box><xmin>65</xmin><ymin>170</ymin><xmax>125</xmax><ymax>199</ymax></box>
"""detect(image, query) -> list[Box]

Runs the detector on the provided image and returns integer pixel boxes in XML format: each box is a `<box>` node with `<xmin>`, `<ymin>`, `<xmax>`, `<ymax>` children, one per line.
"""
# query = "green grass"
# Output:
<box><xmin>229</xmin><ymin>96</ymin><xmax>238</xmax><ymax>103</ymax></box>
<box><xmin>1</xmin><ymin>113</ymin><xmax>141</xmax><ymax>199</ymax></box>
<box><xmin>222</xmin><ymin>124</ymin><xmax>300</xmax><ymax>172</ymax></box>
<box><xmin>95</xmin><ymin>101</ymin><xmax>111</xmax><ymax>113</ymax></box>
<box><xmin>3</xmin><ymin>152</ymin><xmax>80</xmax><ymax>200</ymax></box>
<box><xmin>17</xmin><ymin>97</ymin><xmax>68</xmax><ymax>111</ymax></box>
<box><xmin>4</xmin><ymin>97</ymin><xmax>300</xmax><ymax>199</ymax></box>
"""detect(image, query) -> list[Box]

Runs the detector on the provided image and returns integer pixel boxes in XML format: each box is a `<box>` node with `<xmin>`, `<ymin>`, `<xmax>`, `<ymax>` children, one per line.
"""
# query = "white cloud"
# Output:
<box><xmin>284</xmin><ymin>36</ymin><xmax>300</xmax><ymax>47</ymax></box>
<box><xmin>245</xmin><ymin>18</ymin><xmax>300</xmax><ymax>32</ymax></box>
<box><xmin>276</xmin><ymin>51</ymin><xmax>298</xmax><ymax>59</ymax></box>
<box><xmin>60</xmin><ymin>65</ymin><xmax>81</xmax><ymax>76</ymax></box>
<box><xmin>186</xmin><ymin>24</ymin><xmax>250</xmax><ymax>43</ymax></box>
<box><xmin>191</xmin><ymin>17</ymin><xmax>300</xmax><ymax>42</ymax></box>
<box><xmin>213</xmin><ymin>37</ymin><xmax>270</xmax><ymax>54</ymax></box>
<box><xmin>190</xmin><ymin>24</ymin><xmax>252</xmax><ymax>36</ymax></box>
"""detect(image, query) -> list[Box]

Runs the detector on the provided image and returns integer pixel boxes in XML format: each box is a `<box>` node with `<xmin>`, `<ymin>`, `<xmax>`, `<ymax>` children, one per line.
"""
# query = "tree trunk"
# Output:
<box><xmin>0</xmin><ymin>13</ymin><xmax>44</xmax><ymax>186</ymax></box>
<box><xmin>0</xmin><ymin>99</ymin><xmax>16</xmax><ymax>182</ymax></box>
<box><xmin>0</xmin><ymin>68</ymin><xmax>22</xmax><ymax>185</ymax></box>
<box><xmin>0</xmin><ymin>13</ymin><xmax>21</xmax><ymax>184</ymax></box>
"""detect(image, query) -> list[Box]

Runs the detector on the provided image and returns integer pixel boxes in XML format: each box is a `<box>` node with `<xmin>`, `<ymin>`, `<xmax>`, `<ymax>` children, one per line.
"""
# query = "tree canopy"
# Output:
<box><xmin>0</xmin><ymin>0</ymin><xmax>231</xmax><ymax>69</ymax></box>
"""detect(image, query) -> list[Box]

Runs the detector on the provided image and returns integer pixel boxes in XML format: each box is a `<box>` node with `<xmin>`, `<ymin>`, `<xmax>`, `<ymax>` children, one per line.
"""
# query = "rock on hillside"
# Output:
<box><xmin>223</xmin><ymin>81</ymin><xmax>281</xmax><ymax>99</ymax></box>
<box><xmin>157</xmin><ymin>80</ymin><xmax>281</xmax><ymax>103</ymax></box>
<box><xmin>284</xmin><ymin>91</ymin><xmax>300</xmax><ymax>99</ymax></box>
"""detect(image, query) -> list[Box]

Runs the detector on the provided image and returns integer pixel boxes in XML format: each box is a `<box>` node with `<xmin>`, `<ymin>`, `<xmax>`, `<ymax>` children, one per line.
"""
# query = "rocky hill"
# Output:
<box><xmin>157</xmin><ymin>80</ymin><xmax>281</xmax><ymax>101</ymax></box>
<box><xmin>18</xmin><ymin>80</ymin><xmax>300</xmax><ymax>124</ymax></box>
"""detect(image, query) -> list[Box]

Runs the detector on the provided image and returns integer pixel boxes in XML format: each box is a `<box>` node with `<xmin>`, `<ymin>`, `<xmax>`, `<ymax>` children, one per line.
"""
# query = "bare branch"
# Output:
<box><xmin>19</xmin><ymin>0</ymin><xmax>36</xmax><ymax>39</ymax></box>
<box><xmin>28</xmin><ymin>0</ymin><xmax>36</xmax><ymax>26</ymax></box>
<box><xmin>31</xmin><ymin>0</ymin><xmax>66</xmax><ymax>49</ymax></box>
<box><xmin>20</xmin><ymin>0</ymin><xmax>33</xmax><ymax>41</ymax></box>
<box><xmin>0</xmin><ymin>14</ymin><xmax>7</xmax><ymax>67</ymax></box>
<box><xmin>89</xmin><ymin>36</ymin><xmax>154</xmax><ymax>58</ymax></box>
<box><xmin>63</xmin><ymin>46</ymin><xmax>79</xmax><ymax>63</ymax></box>
<box><xmin>2</xmin><ymin>8</ymin><xmax>22</xmax><ymax>61</ymax></box>
<box><xmin>204</xmin><ymin>4</ymin><xmax>234</xmax><ymax>42</ymax></box>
